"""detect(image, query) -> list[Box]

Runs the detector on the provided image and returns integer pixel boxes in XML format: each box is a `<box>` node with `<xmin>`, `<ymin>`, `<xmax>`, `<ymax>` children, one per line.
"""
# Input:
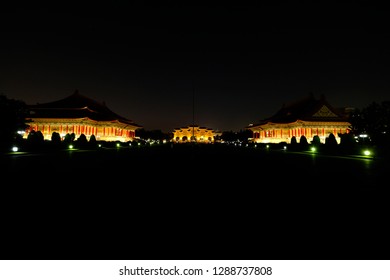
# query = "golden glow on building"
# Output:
<box><xmin>24</xmin><ymin>91</ymin><xmax>142</xmax><ymax>142</ymax></box>
<box><xmin>247</xmin><ymin>94</ymin><xmax>351</xmax><ymax>144</ymax></box>
<box><xmin>173</xmin><ymin>125</ymin><xmax>221</xmax><ymax>143</ymax></box>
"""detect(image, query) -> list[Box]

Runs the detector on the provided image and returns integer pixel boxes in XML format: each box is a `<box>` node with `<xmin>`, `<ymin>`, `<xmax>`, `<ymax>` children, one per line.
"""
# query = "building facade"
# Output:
<box><xmin>173</xmin><ymin>125</ymin><xmax>221</xmax><ymax>143</ymax></box>
<box><xmin>24</xmin><ymin>90</ymin><xmax>142</xmax><ymax>142</ymax></box>
<box><xmin>247</xmin><ymin>94</ymin><xmax>351</xmax><ymax>144</ymax></box>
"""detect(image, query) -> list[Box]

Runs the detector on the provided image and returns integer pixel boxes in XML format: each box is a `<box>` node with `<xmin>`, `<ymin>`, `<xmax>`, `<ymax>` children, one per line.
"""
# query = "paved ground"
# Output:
<box><xmin>1</xmin><ymin>143</ymin><xmax>389</xmax><ymax>260</ymax></box>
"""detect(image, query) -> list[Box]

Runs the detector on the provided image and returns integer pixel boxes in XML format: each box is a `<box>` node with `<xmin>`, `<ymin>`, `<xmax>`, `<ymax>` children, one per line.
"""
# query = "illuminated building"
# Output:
<box><xmin>247</xmin><ymin>93</ymin><xmax>351</xmax><ymax>144</ymax></box>
<box><xmin>173</xmin><ymin>125</ymin><xmax>221</xmax><ymax>143</ymax></box>
<box><xmin>24</xmin><ymin>90</ymin><xmax>142</xmax><ymax>142</ymax></box>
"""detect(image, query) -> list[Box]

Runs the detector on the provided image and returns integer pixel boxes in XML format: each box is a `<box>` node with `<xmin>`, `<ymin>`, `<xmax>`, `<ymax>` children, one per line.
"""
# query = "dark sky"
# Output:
<box><xmin>1</xmin><ymin>1</ymin><xmax>389</xmax><ymax>132</ymax></box>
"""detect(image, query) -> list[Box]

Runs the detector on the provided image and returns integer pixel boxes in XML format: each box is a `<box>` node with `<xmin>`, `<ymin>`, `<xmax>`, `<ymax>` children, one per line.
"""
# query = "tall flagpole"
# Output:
<box><xmin>192</xmin><ymin>80</ymin><xmax>195</xmax><ymax>142</ymax></box>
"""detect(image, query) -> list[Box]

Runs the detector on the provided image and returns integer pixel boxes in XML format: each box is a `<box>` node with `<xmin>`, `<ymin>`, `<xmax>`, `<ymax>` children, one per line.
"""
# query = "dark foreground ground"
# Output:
<box><xmin>1</xmin><ymin>143</ymin><xmax>389</xmax><ymax>260</ymax></box>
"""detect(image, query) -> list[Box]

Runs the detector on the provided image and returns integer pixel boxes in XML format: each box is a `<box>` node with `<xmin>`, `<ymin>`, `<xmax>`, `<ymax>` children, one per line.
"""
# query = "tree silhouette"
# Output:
<box><xmin>221</xmin><ymin>129</ymin><xmax>252</xmax><ymax>142</ymax></box>
<box><xmin>312</xmin><ymin>135</ymin><xmax>321</xmax><ymax>146</ymax></box>
<box><xmin>89</xmin><ymin>134</ymin><xmax>97</xmax><ymax>148</ymax></box>
<box><xmin>89</xmin><ymin>134</ymin><xmax>96</xmax><ymax>143</ymax></box>
<box><xmin>76</xmin><ymin>134</ymin><xmax>88</xmax><ymax>148</ymax></box>
<box><xmin>325</xmin><ymin>133</ymin><xmax>338</xmax><ymax>152</ymax></box>
<box><xmin>339</xmin><ymin>132</ymin><xmax>357</xmax><ymax>154</ymax></box>
<box><xmin>63</xmin><ymin>132</ymin><xmax>76</xmax><ymax>145</ymax></box>
<box><xmin>299</xmin><ymin>135</ymin><xmax>309</xmax><ymax>150</ymax></box>
<box><xmin>136</xmin><ymin>128</ymin><xmax>171</xmax><ymax>141</ymax></box>
<box><xmin>291</xmin><ymin>136</ymin><xmax>297</xmax><ymax>145</ymax></box>
<box><xmin>221</xmin><ymin>131</ymin><xmax>236</xmax><ymax>142</ymax></box>
<box><xmin>349</xmin><ymin>101</ymin><xmax>390</xmax><ymax>149</ymax></box>
<box><xmin>26</xmin><ymin>130</ymin><xmax>44</xmax><ymax>150</ymax></box>
<box><xmin>0</xmin><ymin>94</ymin><xmax>29</xmax><ymax>150</ymax></box>
<box><xmin>289</xmin><ymin>136</ymin><xmax>298</xmax><ymax>151</ymax></box>
<box><xmin>51</xmin><ymin>132</ymin><xmax>62</xmax><ymax>148</ymax></box>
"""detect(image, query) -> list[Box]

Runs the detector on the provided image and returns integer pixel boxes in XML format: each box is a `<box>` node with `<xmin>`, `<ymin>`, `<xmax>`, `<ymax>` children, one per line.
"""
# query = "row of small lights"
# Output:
<box><xmin>234</xmin><ymin>143</ymin><xmax>373</xmax><ymax>157</ymax></box>
<box><xmin>11</xmin><ymin>141</ymin><xmax>146</xmax><ymax>152</ymax></box>
<box><xmin>10</xmin><ymin>143</ymin><xmax>373</xmax><ymax>157</ymax></box>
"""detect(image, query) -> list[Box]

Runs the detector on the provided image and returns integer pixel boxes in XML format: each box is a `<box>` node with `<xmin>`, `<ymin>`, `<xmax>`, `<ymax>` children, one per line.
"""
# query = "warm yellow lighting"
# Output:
<box><xmin>311</xmin><ymin>147</ymin><xmax>316</xmax><ymax>152</ymax></box>
<box><xmin>173</xmin><ymin>125</ymin><xmax>219</xmax><ymax>143</ymax></box>
<box><xmin>69</xmin><ymin>145</ymin><xmax>73</xmax><ymax>149</ymax></box>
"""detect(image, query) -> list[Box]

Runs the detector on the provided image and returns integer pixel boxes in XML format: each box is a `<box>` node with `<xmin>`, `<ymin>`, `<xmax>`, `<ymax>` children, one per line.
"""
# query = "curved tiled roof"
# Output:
<box><xmin>253</xmin><ymin>93</ymin><xmax>348</xmax><ymax>126</ymax></box>
<box><xmin>173</xmin><ymin>125</ymin><xmax>214</xmax><ymax>132</ymax></box>
<box><xmin>27</xmin><ymin>90</ymin><xmax>142</xmax><ymax>128</ymax></box>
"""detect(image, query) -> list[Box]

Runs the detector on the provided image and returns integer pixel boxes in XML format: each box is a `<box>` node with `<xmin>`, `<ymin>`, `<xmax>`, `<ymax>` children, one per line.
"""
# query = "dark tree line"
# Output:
<box><xmin>220</xmin><ymin>129</ymin><xmax>253</xmax><ymax>142</ymax></box>
<box><xmin>135</xmin><ymin>128</ymin><xmax>172</xmax><ymax>141</ymax></box>
<box><xmin>349</xmin><ymin>101</ymin><xmax>390</xmax><ymax>149</ymax></box>
<box><xmin>0</xmin><ymin>94</ymin><xmax>29</xmax><ymax>151</ymax></box>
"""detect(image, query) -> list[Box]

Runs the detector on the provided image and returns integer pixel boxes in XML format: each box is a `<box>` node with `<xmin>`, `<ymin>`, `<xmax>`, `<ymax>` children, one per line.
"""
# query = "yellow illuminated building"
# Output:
<box><xmin>24</xmin><ymin>90</ymin><xmax>142</xmax><ymax>142</ymax></box>
<box><xmin>173</xmin><ymin>125</ymin><xmax>221</xmax><ymax>143</ymax></box>
<box><xmin>247</xmin><ymin>94</ymin><xmax>351</xmax><ymax>144</ymax></box>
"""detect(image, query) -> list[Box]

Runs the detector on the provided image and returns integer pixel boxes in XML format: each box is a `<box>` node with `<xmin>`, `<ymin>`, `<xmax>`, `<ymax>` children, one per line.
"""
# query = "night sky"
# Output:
<box><xmin>1</xmin><ymin>1</ymin><xmax>389</xmax><ymax>133</ymax></box>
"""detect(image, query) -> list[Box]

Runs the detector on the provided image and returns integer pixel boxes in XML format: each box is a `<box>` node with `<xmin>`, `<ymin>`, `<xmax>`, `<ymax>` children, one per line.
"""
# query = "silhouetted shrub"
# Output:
<box><xmin>51</xmin><ymin>131</ymin><xmax>61</xmax><ymax>144</ymax></box>
<box><xmin>75</xmin><ymin>134</ymin><xmax>88</xmax><ymax>149</ymax></box>
<box><xmin>299</xmin><ymin>135</ymin><xmax>309</xmax><ymax>150</ymax></box>
<box><xmin>312</xmin><ymin>135</ymin><xmax>321</xmax><ymax>145</ymax></box>
<box><xmin>26</xmin><ymin>130</ymin><xmax>44</xmax><ymax>150</ymax></box>
<box><xmin>291</xmin><ymin>136</ymin><xmax>297</xmax><ymax>145</ymax></box>
<box><xmin>63</xmin><ymin>133</ymin><xmax>73</xmax><ymax>145</ymax></box>
<box><xmin>89</xmin><ymin>134</ymin><xmax>97</xmax><ymax>148</ymax></box>
<box><xmin>290</xmin><ymin>136</ymin><xmax>298</xmax><ymax>150</ymax></box>
<box><xmin>324</xmin><ymin>133</ymin><xmax>338</xmax><ymax>153</ymax></box>
<box><xmin>275</xmin><ymin>142</ymin><xmax>288</xmax><ymax>150</ymax></box>
<box><xmin>325</xmin><ymin>133</ymin><xmax>337</xmax><ymax>146</ymax></box>
<box><xmin>339</xmin><ymin>133</ymin><xmax>357</xmax><ymax>154</ymax></box>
